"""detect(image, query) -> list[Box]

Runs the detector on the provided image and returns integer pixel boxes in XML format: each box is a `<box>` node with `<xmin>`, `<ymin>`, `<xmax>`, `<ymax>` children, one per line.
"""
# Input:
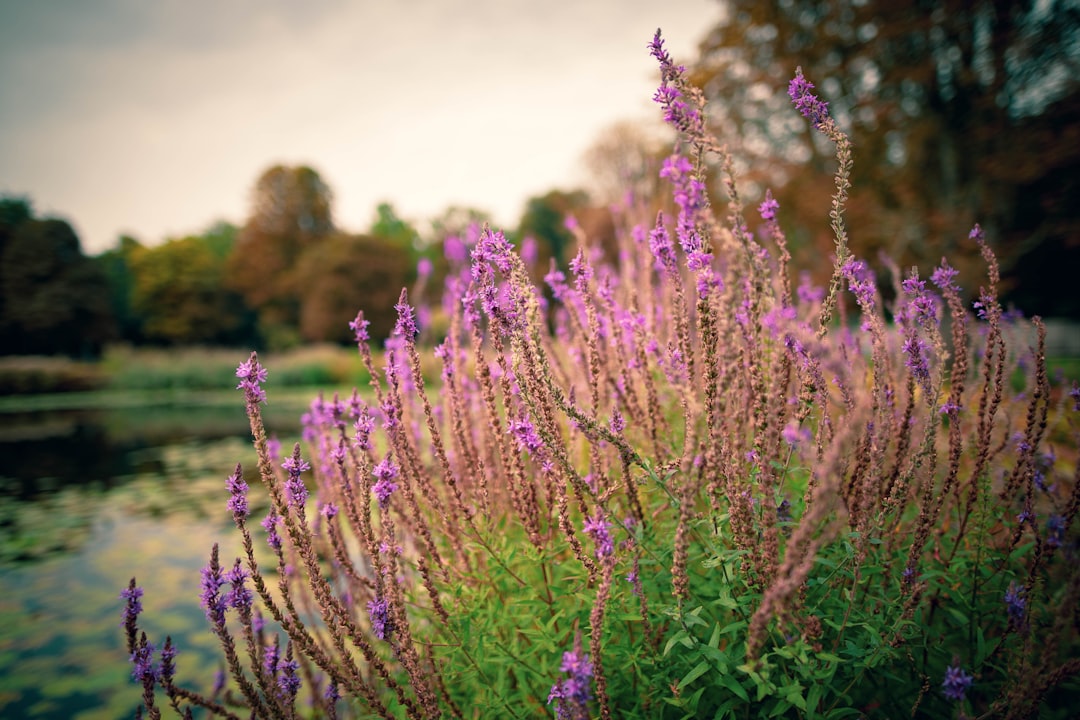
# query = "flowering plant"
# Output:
<box><xmin>122</xmin><ymin>30</ymin><xmax>1079</xmax><ymax>719</ymax></box>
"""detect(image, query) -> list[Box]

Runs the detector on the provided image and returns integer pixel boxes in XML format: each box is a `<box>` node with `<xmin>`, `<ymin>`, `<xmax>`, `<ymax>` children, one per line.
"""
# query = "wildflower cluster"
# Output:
<box><xmin>120</xmin><ymin>29</ymin><xmax>1080</xmax><ymax>720</ymax></box>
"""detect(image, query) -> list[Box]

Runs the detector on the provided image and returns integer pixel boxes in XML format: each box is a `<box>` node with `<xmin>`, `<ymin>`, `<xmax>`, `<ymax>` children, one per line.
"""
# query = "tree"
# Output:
<box><xmin>96</xmin><ymin>234</ymin><xmax>145</xmax><ymax>343</ymax></box>
<box><xmin>582</xmin><ymin>120</ymin><xmax>670</xmax><ymax>208</ymax></box>
<box><xmin>227</xmin><ymin>165</ymin><xmax>335</xmax><ymax>345</ymax></box>
<box><xmin>516</xmin><ymin>189</ymin><xmax>592</xmax><ymax>271</ymax></box>
<box><xmin>0</xmin><ymin>217</ymin><xmax>114</xmax><ymax>356</ymax></box>
<box><xmin>129</xmin><ymin>230</ymin><xmax>254</xmax><ymax>346</ymax></box>
<box><xmin>690</xmin><ymin>0</ymin><xmax>1080</xmax><ymax>314</ymax></box>
<box><xmin>295</xmin><ymin>233</ymin><xmax>414</xmax><ymax>344</ymax></box>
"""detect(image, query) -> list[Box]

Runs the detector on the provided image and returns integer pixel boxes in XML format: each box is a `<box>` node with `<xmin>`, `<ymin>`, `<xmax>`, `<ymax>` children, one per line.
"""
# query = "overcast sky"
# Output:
<box><xmin>0</xmin><ymin>0</ymin><xmax>720</xmax><ymax>254</ymax></box>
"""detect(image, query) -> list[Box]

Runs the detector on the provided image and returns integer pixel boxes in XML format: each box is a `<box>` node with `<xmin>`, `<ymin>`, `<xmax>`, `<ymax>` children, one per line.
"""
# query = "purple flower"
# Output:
<box><xmin>200</xmin><ymin>547</ymin><xmax>227</xmax><ymax>625</ymax></box>
<box><xmin>545</xmin><ymin>266</ymin><xmax>570</xmax><ymax>302</ymax></box>
<box><xmin>394</xmin><ymin>291</ymin><xmax>419</xmax><ymax>338</ymax></box>
<box><xmin>282</xmin><ymin>447</ymin><xmax>311</xmax><ymax>509</ymax></box>
<box><xmin>788</xmin><ymin>67</ymin><xmax>830</xmax><ymax>128</ymax></box>
<box><xmin>444</xmin><ymin>235</ymin><xmax>468</xmax><ymax>264</ymax></box>
<box><xmin>224</xmin><ymin>558</ymin><xmax>253</xmax><ymax>610</ymax></box>
<box><xmin>608</xmin><ymin>408</ymin><xmax>625</xmax><ymax>435</ymax></box>
<box><xmin>325</xmin><ymin>679</ymin><xmax>341</xmax><ymax>703</ymax></box>
<box><xmin>120</xmin><ymin>583</ymin><xmax>144</xmax><ymax>626</ymax></box>
<box><xmin>130</xmin><ymin>636</ymin><xmax>157</xmax><ymax>684</ymax></box>
<box><xmin>509</xmin><ymin>413</ymin><xmax>544</xmax><ymax>456</ymax></box>
<box><xmin>841</xmin><ymin>259</ymin><xmax>876</xmax><ymax>310</ymax></box>
<box><xmin>902</xmin><ymin>335</ymin><xmax>930</xmax><ymax>385</ymax></box>
<box><xmin>368</xmin><ymin>597</ymin><xmax>393</xmax><ymax>641</ymax></box>
<box><xmin>225</xmin><ymin>463</ymin><xmax>248</xmax><ymax>520</ymax></box>
<box><xmin>758</xmin><ymin>189</ymin><xmax>779</xmax><ymax>221</ymax></box>
<box><xmin>1069</xmin><ymin>382</ymin><xmax>1080</xmax><ymax>412</ymax></box>
<box><xmin>649</xmin><ymin>213</ymin><xmax>677</xmax><ymax>273</ymax></box>
<box><xmin>262</xmin><ymin>509</ymin><xmax>283</xmax><ymax>551</ymax></box>
<box><xmin>235</xmin><ymin>353</ymin><xmax>268</xmax><ymax>404</ymax></box>
<box><xmin>372</xmin><ymin>457</ymin><xmax>399</xmax><ymax>509</ymax></box>
<box><xmin>942</xmin><ymin>663</ymin><xmax>973</xmax><ymax>702</ymax></box>
<box><xmin>263</xmin><ymin>640</ymin><xmax>280</xmax><ymax>682</ymax></box>
<box><xmin>583</xmin><ymin>510</ymin><xmax>615</xmax><ymax>560</ymax></box>
<box><xmin>939</xmin><ymin>400</ymin><xmax>961</xmax><ymax>415</ymax></box>
<box><xmin>473</xmin><ymin>227</ymin><xmax>514</xmax><ymax>274</ymax></box>
<box><xmin>931</xmin><ymin>260</ymin><xmax>961</xmax><ymax>294</ymax></box>
<box><xmin>277</xmin><ymin>656</ymin><xmax>301</xmax><ymax>700</ymax></box>
<box><xmin>320</xmin><ymin>502</ymin><xmax>338</xmax><ymax>520</ymax></box>
<box><xmin>417</xmin><ymin>256</ymin><xmax>433</xmax><ymax>278</ymax></box>
<box><xmin>160</xmin><ymin>638</ymin><xmax>177</xmax><ymax>686</ymax></box>
<box><xmin>548</xmin><ymin>634</ymin><xmax>593</xmax><ymax>719</ymax></box>
<box><xmin>349</xmin><ymin>312</ymin><xmax>371</xmax><ymax>345</ymax></box>
<box><xmin>1004</xmin><ymin>581</ymin><xmax>1026</xmax><ymax>626</ymax></box>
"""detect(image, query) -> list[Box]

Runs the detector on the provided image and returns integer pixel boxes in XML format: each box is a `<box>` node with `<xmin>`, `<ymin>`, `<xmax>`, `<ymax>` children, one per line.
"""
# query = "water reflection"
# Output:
<box><xmin>0</xmin><ymin>391</ymin><xmax>309</xmax><ymax>719</ymax></box>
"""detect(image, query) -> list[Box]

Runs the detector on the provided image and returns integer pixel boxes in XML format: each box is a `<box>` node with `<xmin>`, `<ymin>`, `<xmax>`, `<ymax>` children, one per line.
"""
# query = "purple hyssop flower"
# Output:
<box><xmin>372</xmin><ymin>457</ymin><xmax>399</xmax><ymax>509</ymax></box>
<box><xmin>282</xmin><ymin>449</ymin><xmax>311</xmax><ymax>509</ymax></box>
<box><xmin>225</xmin><ymin>463</ymin><xmax>248</xmax><ymax>520</ymax></box>
<box><xmin>788</xmin><ymin>67</ymin><xmax>830</xmax><ymax>128</ymax></box>
<box><xmin>583</xmin><ymin>510</ymin><xmax>615</xmax><ymax>560</ymax></box>
<box><xmin>236</xmin><ymin>353</ymin><xmax>269</xmax><ymax>404</ymax></box>
<box><xmin>1004</xmin><ymin>581</ymin><xmax>1025</xmax><ymax>626</ymax></box>
<box><xmin>758</xmin><ymin>189</ymin><xmax>779</xmax><ymax>221</ymax></box>
<box><xmin>548</xmin><ymin>638</ymin><xmax>593</xmax><ymax>720</ymax></box>
<box><xmin>368</xmin><ymin>597</ymin><xmax>393</xmax><ymax>640</ymax></box>
<box><xmin>942</xmin><ymin>663</ymin><xmax>973</xmax><ymax>701</ymax></box>
<box><xmin>349</xmin><ymin>312</ymin><xmax>370</xmax><ymax>345</ymax></box>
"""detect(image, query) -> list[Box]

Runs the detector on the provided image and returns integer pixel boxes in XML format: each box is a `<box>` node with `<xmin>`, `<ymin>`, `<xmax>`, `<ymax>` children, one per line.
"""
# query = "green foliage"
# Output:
<box><xmin>129</xmin><ymin>233</ymin><xmax>253</xmax><ymax>346</ymax></box>
<box><xmin>516</xmin><ymin>189</ymin><xmax>590</xmax><ymax>269</ymax></box>
<box><xmin>296</xmin><ymin>232</ymin><xmax>415</xmax><ymax>345</ymax></box>
<box><xmin>0</xmin><ymin>216</ymin><xmax>115</xmax><ymax>357</ymax></box>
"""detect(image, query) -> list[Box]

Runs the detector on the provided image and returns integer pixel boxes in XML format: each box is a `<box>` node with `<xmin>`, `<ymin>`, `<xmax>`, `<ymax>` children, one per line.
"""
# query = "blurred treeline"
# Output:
<box><xmin>4</xmin><ymin>0</ymin><xmax>1078</xmax><ymax>361</ymax></box>
<box><xmin>686</xmin><ymin>0</ymin><xmax>1080</xmax><ymax>316</ymax></box>
<box><xmin>0</xmin><ymin>165</ymin><xmax>608</xmax><ymax>358</ymax></box>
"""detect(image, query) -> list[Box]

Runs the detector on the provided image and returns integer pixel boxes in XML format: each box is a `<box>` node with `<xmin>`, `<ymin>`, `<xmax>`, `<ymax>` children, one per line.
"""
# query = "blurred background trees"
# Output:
<box><xmin>0</xmin><ymin>198</ymin><xmax>114</xmax><ymax>357</ymax></box>
<box><xmin>687</xmin><ymin>0</ymin><xmax>1080</xmax><ymax>315</ymax></box>
<box><xmin>4</xmin><ymin>0</ymin><xmax>1078</xmax><ymax>358</ymax></box>
<box><xmin>226</xmin><ymin>165</ymin><xmax>336</xmax><ymax>347</ymax></box>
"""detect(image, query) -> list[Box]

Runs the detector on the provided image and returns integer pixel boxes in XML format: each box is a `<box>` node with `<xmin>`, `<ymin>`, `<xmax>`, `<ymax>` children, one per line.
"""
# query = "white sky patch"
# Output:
<box><xmin>0</xmin><ymin>0</ymin><xmax>719</xmax><ymax>253</ymax></box>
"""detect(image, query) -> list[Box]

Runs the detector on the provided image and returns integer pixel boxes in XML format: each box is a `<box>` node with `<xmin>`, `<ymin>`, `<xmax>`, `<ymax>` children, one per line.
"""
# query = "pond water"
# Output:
<box><xmin>0</xmin><ymin>391</ymin><xmax>316</xmax><ymax>719</ymax></box>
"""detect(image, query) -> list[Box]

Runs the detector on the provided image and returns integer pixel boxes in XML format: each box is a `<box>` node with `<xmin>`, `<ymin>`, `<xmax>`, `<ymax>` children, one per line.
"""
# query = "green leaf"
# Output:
<box><xmin>709</xmin><ymin>623</ymin><xmax>722</xmax><ymax>649</ymax></box>
<box><xmin>718</xmin><ymin>672</ymin><xmax>749</xmax><ymax>702</ymax></box>
<box><xmin>678</xmin><ymin>661</ymin><xmax>711</xmax><ymax>691</ymax></box>
<box><xmin>768</xmin><ymin>699</ymin><xmax>792</xmax><ymax>717</ymax></box>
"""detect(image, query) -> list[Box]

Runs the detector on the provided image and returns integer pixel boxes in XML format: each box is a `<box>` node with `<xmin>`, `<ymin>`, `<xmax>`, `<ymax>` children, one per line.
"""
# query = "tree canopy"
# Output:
<box><xmin>691</xmin><ymin>0</ymin><xmax>1080</xmax><ymax>315</ymax></box>
<box><xmin>0</xmin><ymin>210</ymin><xmax>114</xmax><ymax>357</ymax></box>
<box><xmin>227</xmin><ymin>165</ymin><xmax>336</xmax><ymax>342</ymax></box>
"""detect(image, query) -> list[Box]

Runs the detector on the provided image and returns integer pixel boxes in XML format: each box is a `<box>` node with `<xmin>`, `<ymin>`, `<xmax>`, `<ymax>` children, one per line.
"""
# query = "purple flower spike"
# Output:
<box><xmin>120</xmin><ymin>582</ymin><xmax>144</xmax><ymax>625</ymax></box>
<box><xmin>372</xmin><ymin>457</ymin><xmax>399</xmax><ymax>510</ymax></box>
<box><xmin>942</xmin><ymin>663</ymin><xmax>973</xmax><ymax>702</ymax></box>
<box><xmin>394</xmin><ymin>290</ymin><xmax>419</xmax><ymax>339</ymax></box>
<box><xmin>225</xmin><ymin>463</ymin><xmax>248</xmax><ymax>521</ymax></box>
<box><xmin>224</xmin><ymin>558</ymin><xmax>253</xmax><ymax>610</ymax></box>
<box><xmin>789</xmin><ymin>67</ymin><xmax>830</xmax><ymax>129</ymax></box>
<box><xmin>368</xmin><ymin>597</ymin><xmax>393</xmax><ymax>640</ymax></box>
<box><xmin>200</xmin><ymin>545</ymin><xmax>227</xmax><ymax>625</ymax></box>
<box><xmin>1004</xmin><ymin>581</ymin><xmax>1026</xmax><ymax>626</ymax></box>
<box><xmin>583</xmin><ymin>510</ymin><xmax>615</xmax><ymax>560</ymax></box>
<box><xmin>349</xmin><ymin>312</ymin><xmax>371</xmax><ymax>345</ymax></box>
<box><xmin>236</xmin><ymin>352</ymin><xmax>268</xmax><ymax>404</ymax></box>
<box><xmin>758</xmin><ymin>189</ymin><xmax>779</xmax><ymax>222</ymax></box>
<box><xmin>282</xmin><ymin>445</ymin><xmax>311</xmax><ymax>509</ymax></box>
<box><xmin>548</xmin><ymin>632</ymin><xmax>593</xmax><ymax>719</ymax></box>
